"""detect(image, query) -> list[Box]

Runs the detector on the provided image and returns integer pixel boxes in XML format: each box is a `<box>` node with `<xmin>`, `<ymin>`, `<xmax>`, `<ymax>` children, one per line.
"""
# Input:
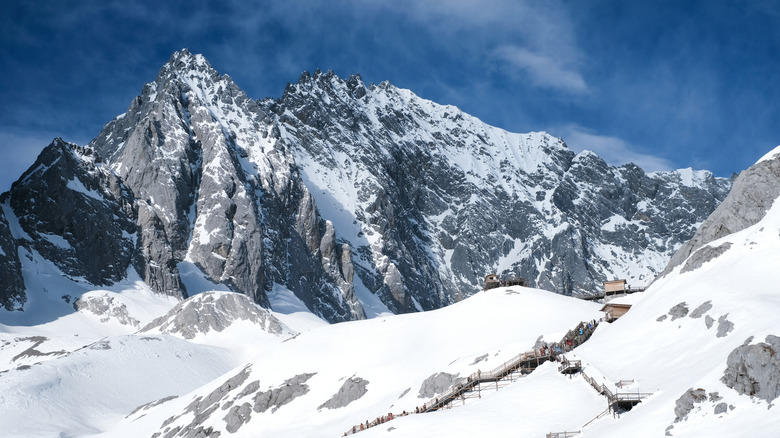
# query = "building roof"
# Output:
<box><xmin>600</xmin><ymin>302</ymin><xmax>632</xmax><ymax>312</ymax></box>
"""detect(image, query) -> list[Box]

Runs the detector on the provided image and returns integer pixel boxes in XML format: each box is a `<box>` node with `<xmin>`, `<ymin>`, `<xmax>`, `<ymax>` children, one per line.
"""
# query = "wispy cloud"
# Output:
<box><xmin>558</xmin><ymin>125</ymin><xmax>675</xmax><ymax>172</ymax></box>
<box><xmin>494</xmin><ymin>45</ymin><xmax>587</xmax><ymax>94</ymax></box>
<box><xmin>360</xmin><ymin>0</ymin><xmax>588</xmax><ymax>95</ymax></box>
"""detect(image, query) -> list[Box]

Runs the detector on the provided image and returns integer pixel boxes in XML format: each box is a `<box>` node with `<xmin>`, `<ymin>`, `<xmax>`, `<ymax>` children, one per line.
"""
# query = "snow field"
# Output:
<box><xmin>101</xmin><ymin>287</ymin><xmax>602</xmax><ymax>437</ymax></box>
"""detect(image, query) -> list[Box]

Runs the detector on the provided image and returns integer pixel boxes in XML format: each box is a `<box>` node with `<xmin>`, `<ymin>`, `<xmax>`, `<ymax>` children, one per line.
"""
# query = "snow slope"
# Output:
<box><xmin>89</xmin><ymin>287</ymin><xmax>601</xmax><ymax>437</ymax></box>
<box><xmin>89</xmin><ymin>150</ymin><xmax>778</xmax><ymax>437</ymax></box>
<box><xmin>349</xmin><ymin>156</ymin><xmax>780</xmax><ymax>437</ymax></box>
<box><xmin>1</xmin><ymin>189</ymin><xmax>778</xmax><ymax>437</ymax></box>
<box><xmin>0</xmin><ymin>287</ymin><xmax>295</xmax><ymax>437</ymax></box>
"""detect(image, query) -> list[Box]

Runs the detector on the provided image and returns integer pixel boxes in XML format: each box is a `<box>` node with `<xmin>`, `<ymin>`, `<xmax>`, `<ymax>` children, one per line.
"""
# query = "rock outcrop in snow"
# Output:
<box><xmin>318</xmin><ymin>376</ymin><xmax>369</xmax><ymax>410</ymax></box>
<box><xmin>74</xmin><ymin>294</ymin><xmax>140</xmax><ymax>327</ymax></box>
<box><xmin>722</xmin><ymin>335</ymin><xmax>780</xmax><ymax>402</ymax></box>
<box><xmin>141</xmin><ymin>291</ymin><xmax>292</xmax><ymax>339</ymax></box>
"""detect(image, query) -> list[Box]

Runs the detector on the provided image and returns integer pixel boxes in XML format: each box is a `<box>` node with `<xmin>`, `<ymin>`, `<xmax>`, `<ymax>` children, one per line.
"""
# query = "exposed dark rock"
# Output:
<box><xmin>128</xmin><ymin>395</ymin><xmax>179</xmax><ymax>418</ymax></box>
<box><xmin>74</xmin><ymin>294</ymin><xmax>140</xmax><ymax>327</ymax></box>
<box><xmin>223</xmin><ymin>402</ymin><xmax>252</xmax><ymax>433</ymax></box>
<box><xmin>158</xmin><ymin>365</ymin><xmax>251</xmax><ymax>437</ymax></box>
<box><xmin>0</xmin><ymin>205</ymin><xmax>24</xmax><ymax>310</ymax></box>
<box><xmin>11</xmin><ymin>336</ymin><xmax>65</xmax><ymax>362</ymax></box>
<box><xmin>4</xmin><ymin>138</ymin><xmax>138</xmax><ymax>289</ymax></box>
<box><xmin>470</xmin><ymin>354</ymin><xmax>489</xmax><ymax>365</ymax></box>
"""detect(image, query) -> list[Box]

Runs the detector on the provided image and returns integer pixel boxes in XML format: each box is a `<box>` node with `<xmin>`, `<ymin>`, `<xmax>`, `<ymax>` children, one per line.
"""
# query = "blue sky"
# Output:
<box><xmin>1</xmin><ymin>0</ymin><xmax>779</xmax><ymax>192</ymax></box>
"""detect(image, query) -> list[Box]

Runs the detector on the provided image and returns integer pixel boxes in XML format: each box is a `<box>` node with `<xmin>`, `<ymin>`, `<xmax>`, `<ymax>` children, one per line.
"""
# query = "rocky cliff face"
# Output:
<box><xmin>88</xmin><ymin>51</ymin><xmax>361</xmax><ymax>321</ymax></box>
<box><xmin>272</xmin><ymin>69</ymin><xmax>731</xmax><ymax>310</ymax></box>
<box><xmin>0</xmin><ymin>50</ymin><xmax>733</xmax><ymax>320</ymax></box>
<box><xmin>659</xmin><ymin>146</ymin><xmax>780</xmax><ymax>277</ymax></box>
<box><xmin>0</xmin><ymin>205</ymin><xmax>24</xmax><ymax>310</ymax></box>
<box><xmin>1</xmin><ymin>139</ymin><xmax>137</xmax><ymax>289</ymax></box>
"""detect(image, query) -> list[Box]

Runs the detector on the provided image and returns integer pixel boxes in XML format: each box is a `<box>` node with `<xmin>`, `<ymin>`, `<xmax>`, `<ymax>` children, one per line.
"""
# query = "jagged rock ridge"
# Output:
<box><xmin>0</xmin><ymin>50</ymin><xmax>732</xmax><ymax>321</ymax></box>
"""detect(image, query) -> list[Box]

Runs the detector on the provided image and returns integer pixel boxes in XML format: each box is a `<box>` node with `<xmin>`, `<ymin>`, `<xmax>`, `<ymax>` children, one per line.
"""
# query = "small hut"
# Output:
<box><xmin>504</xmin><ymin>277</ymin><xmax>526</xmax><ymax>287</ymax></box>
<box><xmin>484</xmin><ymin>274</ymin><xmax>500</xmax><ymax>290</ymax></box>
<box><xmin>603</xmin><ymin>279</ymin><xmax>627</xmax><ymax>297</ymax></box>
<box><xmin>601</xmin><ymin>302</ymin><xmax>632</xmax><ymax>322</ymax></box>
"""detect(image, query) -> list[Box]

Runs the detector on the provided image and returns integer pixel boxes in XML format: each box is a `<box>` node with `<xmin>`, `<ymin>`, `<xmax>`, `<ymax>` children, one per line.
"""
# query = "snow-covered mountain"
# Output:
<box><xmin>0</xmin><ymin>49</ymin><xmax>730</xmax><ymax>322</ymax></box>
<box><xmin>3</xmin><ymin>144</ymin><xmax>775</xmax><ymax>438</ymax></box>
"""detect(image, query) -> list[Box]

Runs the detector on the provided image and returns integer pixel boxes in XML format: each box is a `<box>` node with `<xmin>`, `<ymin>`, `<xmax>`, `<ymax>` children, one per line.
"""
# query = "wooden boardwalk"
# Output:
<box><xmin>342</xmin><ymin>320</ymin><xmax>600</xmax><ymax>436</ymax></box>
<box><xmin>341</xmin><ymin>316</ymin><xmax>653</xmax><ymax>436</ymax></box>
<box><xmin>582</xmin><ymin>287</ymin><xmax>646</xmax><ymax>302</ymax></box>
<box><xmin>420</xmin><ymin>349</ymin><xmax>552</xmax><ymax>413</ymax></box>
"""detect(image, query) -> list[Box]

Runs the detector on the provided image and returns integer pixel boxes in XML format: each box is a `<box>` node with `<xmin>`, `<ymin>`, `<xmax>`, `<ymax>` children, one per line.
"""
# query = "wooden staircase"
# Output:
<box><xmin>342</xmin><ymin>320</ymin><xmax>601</xmax><ymax>436</ymax></box>
<box><xmin>420</xmin><ymin>349</ymin><xmax>551</xmax><ymax>413</ymax></box>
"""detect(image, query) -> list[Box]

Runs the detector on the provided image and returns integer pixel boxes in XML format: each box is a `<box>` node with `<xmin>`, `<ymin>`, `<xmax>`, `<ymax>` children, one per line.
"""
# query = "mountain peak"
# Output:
<box><xmin>2</xmin><ymin>51</ymin><xmax>734</xmax><ymax>319</ymax></box>
<box><xmin>151</xmin><ymin>49</ymin><xmax>223</xmax><ymax>97</ymax></box>
<box><xmin>165</xmin><ymin>48</ymin><xmax>212</xmax><ymax>73</ymax></box>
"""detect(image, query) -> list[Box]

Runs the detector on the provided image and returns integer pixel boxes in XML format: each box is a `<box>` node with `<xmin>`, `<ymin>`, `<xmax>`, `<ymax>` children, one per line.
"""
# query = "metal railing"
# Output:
<box><xmin>421</xmin><ymin>349</ymin><xmax>550</xmax><ymax>412</ymax></box>
<box><xmin>342</xmin><ymin>320</ymin><xmax>601</xmax><ymax>436</ymax></box>
<box><xmin>546</xmin><ymin>431</ymin><xmax>580</xmax><ymax>438</ymax></box>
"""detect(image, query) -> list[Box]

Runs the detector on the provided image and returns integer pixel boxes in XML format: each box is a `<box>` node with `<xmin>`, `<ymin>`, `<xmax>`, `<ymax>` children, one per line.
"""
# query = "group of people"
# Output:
<box><xmin>344</xmin><ymin>412</ymin><xmax>403</xmax><ymax>435</ymax></box>
<box><xmin>535</xmin><ymin>319</ymin><xmax>601</xmax><ymax>359</ymax></box>
<box><xmin>344</xmin><ymin>319</ymin><xmax>603</xmax><ymax>436</ymax></box>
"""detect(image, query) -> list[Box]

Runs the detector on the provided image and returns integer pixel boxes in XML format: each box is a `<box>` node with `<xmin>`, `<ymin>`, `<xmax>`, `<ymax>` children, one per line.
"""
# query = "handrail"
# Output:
<box><xmin>581</xmin><ymin>408</ymin><xmax>611</xmax><ymax>427</ymax></box>
<box><xmin>343</xmin><ymin>320</ymin><xmax>601</xmax><ymax>436</ymax></box>
<box><xmin>546</xmin><ymin>431</ymin><xmax>580</xmax><ymax>438</ymax></box>
<box><xmin>421</xmin><ymin>348</ymin><xmax>551</xmax><ymax>412</ymax></box>
<box><xmin>557</xmin><ymin>355</ymin><xmax>581</xmax><ymax>373</ymax></box>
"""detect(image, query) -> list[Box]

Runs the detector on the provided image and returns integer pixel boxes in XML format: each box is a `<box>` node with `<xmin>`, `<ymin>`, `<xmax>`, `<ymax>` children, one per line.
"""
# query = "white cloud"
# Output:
<box><xmin>372</xmin><ymin>0</ymin><xmax>588</xmax><ymax>94</ymax></box>
<box><xmin>494</xmin><ymin>45</ymin><xmax>587</xmax><ymax>93</ymax></box>
<box><xmin>558</xmin><ymin>125</ymin><xmax>675</xmax><ymax>172</ymax></box>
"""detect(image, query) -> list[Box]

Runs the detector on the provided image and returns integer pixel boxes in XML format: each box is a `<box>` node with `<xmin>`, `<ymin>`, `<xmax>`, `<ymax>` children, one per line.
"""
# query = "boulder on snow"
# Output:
<box><xmin>673</xmin><ymin>387</ymin><xmax>707</xmax><ymax>422</ymax></box>
<box><xmin>722</xmin><ymin>335</ymin><xmax>780</xmax><ymax>402</ymax></box>
<box><xmin>716</xmin><ymin>315</ymin><xmax>735</xmax><ymax>338</ymax></box>
<box><xmin>417</xmin><ymin>372</ymin><xmax>464</xmax><ymax>399</ymax></box>
<box><xmin>672</xmin><ymin>388</ymin><xmax>726</xmax><ymax>424</ymax></box>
